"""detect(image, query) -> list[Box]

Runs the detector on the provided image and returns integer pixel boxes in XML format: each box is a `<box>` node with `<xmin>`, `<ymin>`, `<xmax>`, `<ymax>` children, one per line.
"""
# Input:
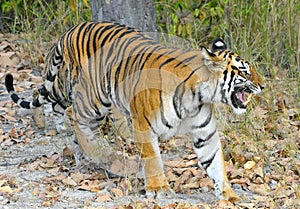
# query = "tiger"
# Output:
<box><xmin>5</xmin><ymin>21</ymin><xmax>264</xmax><ymax>202</ymax></box>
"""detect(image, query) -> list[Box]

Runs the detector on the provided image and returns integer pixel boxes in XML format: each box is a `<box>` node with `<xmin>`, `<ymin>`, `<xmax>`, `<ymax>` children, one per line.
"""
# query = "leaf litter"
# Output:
<box><xmin>0</xmin><ymin>35</ymin><xmax>299</xmax><ymax>208</ymax></box>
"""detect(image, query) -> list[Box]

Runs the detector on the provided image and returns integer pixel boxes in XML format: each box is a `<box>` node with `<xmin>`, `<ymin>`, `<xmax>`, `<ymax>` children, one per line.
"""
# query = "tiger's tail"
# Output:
<box><xmin>5</xmin><ymin>42</ymin><xmax>63</xmax><ymax>109</ymax></box>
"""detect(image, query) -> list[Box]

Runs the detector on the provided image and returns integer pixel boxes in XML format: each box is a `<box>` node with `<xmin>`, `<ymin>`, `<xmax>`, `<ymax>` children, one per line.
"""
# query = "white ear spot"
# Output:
<box><xmin>214</xmin><ymin>41</ymin><xmax>225</xmax><ymax>47</ymax></box>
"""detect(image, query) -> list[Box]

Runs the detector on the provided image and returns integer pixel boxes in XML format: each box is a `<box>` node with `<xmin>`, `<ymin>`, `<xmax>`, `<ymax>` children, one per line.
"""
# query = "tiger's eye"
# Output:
<box><xmin>235</xmin><ymin>57</ymin><xmax>241</xmax><ymax>62</ymax></box>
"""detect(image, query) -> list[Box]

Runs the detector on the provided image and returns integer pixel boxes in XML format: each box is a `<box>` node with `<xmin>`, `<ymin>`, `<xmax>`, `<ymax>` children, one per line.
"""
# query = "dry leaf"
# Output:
<box><xmin>248</xmin><ymin>183</ymin><xmax>269</xmax><ymax>196</ymax></box>
<box><xmin>42</xmin><ymin>200</ymin><xmax>52</xmax><ymax>207</ymax></box>
<box><xmin>94</xmin><ymin>193</ymin><xmax>112</xmax><ymax>202</ymax></box>
<box><xmin>164</xmin><ymin>160</ymin><xmax>185</xmax><ymax>168</ymax></box>
<box><xmin>8</xmin><ymin>127</ymin><xmax>16</xmax><ymax>138</ymax></box>
<box><xmin>4</xmin><ymin>115</ymin><xmax>17</xmax><ymax>121</ymax></box>
<box><xmin>0</xmin><ymin>186</ymin><xmax>13</xmax><ymax>193</ymax></box>
<box><xmin>0</xmin><ymin>52</ymin><xmax>20</xmax><ymax>67</ymax></box>
<box><xmin>244</xmin><ymin>161</ymin><xmax>256</xmax><ymax>170</ymax></box>
<box><xmin>216</xmin><ymin>199</ymin><xmax>235</xmax><ymax>208</ymax></box>
<box><xmin>181</xmin><ymin>182</ymin><xmax>199</xmax><ymax>190</ymax></box>
<box><xmin>70</xmin><ymin>172</ymin><xmax>85</xmax><ymax>184</ymax></box>
<box><xmin>46</xmin><ymin>129</ymin><xmax>57</xmax><ymax>136</ymax></box>
<box><xmin>29</xmin><ymin>76</ymin><xmax>43</xmax><ymax>83</ymax></box>
<box><xmin>194</xmin><ymin>203</ymin><xmax>211</xmax><ymax>209</ymax></box>
<box><xmin>0</xmin><ymin>180</ymin><xmax>6</xmax><ymax>187</ymax></box>
<box><xmin>33</xmin><ymin>189</ymin><xmax>40</xmax><ymax>196</ymax></box>
<box><xmin>110</xmin><ymin>188</ymin><xmax>123</xmax><ymax>198</ymax></box>
<box><xmin>63</xmin><ymin>146</ymin><xmax>74</xmax><ymax>158</ymax></box>
<box><xmin>62</xmin><ymin>177</ymin><xmax>77</xmax><ymax>187</ymax></box>
<box><xmin>79</xmin><ymin>180</ymin><xmax>100</xmax><ymax>192</ymax></box>
<box><xmin>199</xmin><ymin>177</ymin><xmax>214</xmax><ymax>189</ymax></box>
<box><xmin>47</xmin><ymin>167</ymin><xmax>60</xmax><ymax>176</ymax></box>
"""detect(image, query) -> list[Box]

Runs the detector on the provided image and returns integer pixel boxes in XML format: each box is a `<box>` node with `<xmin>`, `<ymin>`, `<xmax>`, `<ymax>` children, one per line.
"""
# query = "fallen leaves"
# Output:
<box><xmin>0</xmin><ymin>174</ymin><xmax>22</xmax><ymax>195</ymax></box>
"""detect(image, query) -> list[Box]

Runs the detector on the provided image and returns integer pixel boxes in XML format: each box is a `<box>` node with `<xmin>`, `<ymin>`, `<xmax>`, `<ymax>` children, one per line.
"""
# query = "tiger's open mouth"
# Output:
<box><xmin>232</xmin><ymin>89</ymin><xmax>253</xmax><ymax>109</ymax></box>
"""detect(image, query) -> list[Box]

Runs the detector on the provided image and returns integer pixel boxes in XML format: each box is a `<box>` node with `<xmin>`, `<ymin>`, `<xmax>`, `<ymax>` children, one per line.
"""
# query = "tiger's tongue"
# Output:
<box><xmin>237</xmin><ymin>92</ymin><xmax>244</xmax><ymax>103</ymax></box>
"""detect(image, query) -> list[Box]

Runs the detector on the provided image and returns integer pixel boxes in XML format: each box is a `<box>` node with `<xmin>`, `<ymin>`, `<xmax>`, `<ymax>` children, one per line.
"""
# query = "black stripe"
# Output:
<box><xmin>99</xmin><ymin>24</ymin><xmax>118</xmax><ymax>48</ymax></box>
<box><xmin>52</xmin><ymin>103</ymin><xmax>64</xmax><ymax>114</ymax></box>
<box><xmin>108</xmin><ymin>26</ymin><xmax>126</xmax><ymax>42</ymax></box>
<box><xmin>159</xmin><ymin>57</ymin><xmax>177</xmax><ymax>69</ymax></box>
<box><xmin>231</xmin><ymin>66</ymin><xmax>239</xmax><ymax>71</ymax></box>
<box><xmin>223</xmin><ymin>69</ymin><xmax>228</xmax><ymax>81</ymax></box>
<box><xmin>115</xmin><ymin>28</ymin><xmax>136</xmax><ymax>40</ymax></box>
<box><xmin>11</xmin><ymin>94</ymin><xmax>19</xmax><ymax>103</ymax></box>
<box><xmin>189</xmin><ymin>104</ymin><xmax>203</xmax><ymax>118</ymax></box>
<box><xmin>50</xmin><ymin>85</ymin><xmax>60</xmax><ymax>101</ymax></box>
<box><xmin>136</xmin><ymin>45</ymin><xmax>161</xmax><ymax>75</ymax></box>
<box><xmin>86</xmin><ymin>23</ymin><xmax>97</xmax><ymax>59</ymax></box>
<box><xmin>158</xmin><ymin>63</ymin><xmax>172</xmax><ymax>129</ymax></box>
<box><xmin>201</xmin><ymin>148</ymin><xmax>219</xmax><ymax>169</ymax></box>
<box><xmin>75</xmin><ymin>22</ymin><xmax>88</xmax><ymax>67</ymax></box>
<box><xmin>173</xmin><ymin>83</ymin><xmax>186</xmax><ymax>119</ymax></box>
<box><xmin>174</xmin><ymin>55</ymin><xmax>197</xmax><ymax>68</ymax></box>
<box><xmin>94</xmin><ymin>26</ymin><xmax>109</xmax><ymax>101</ymax></box>
<box><xmin>218</xmin><ymin>51</ymin><xmax>224</xmax><ymax>56</ymax></box>
<box><xmin>193</xmin><ymin>129</ymin><xmax>216</xmax><ymax>149</ymax></box>
<box><xmin>32</xmin><ymin>99</ymin><xmax>42</xmax><ymax>107</ymax></box>
<box><xmin>211</xmin><ymin>80</ymin><xmax>219</xmax><ymax>101</ymax></box>
<box><xmin>143</xmin><ymin>112</ymin><xmax>158</xmax><ymax>135</ymax></box>
<box><xmin>73</xmin><ymin>91</ymin><xmax>94</xmax><ymax>119</ymax></box>
<box><xmin>39</xmin><ymin>85</ymin><xmax>49</xmax><ymax>97</ymax></box>
<box><xmin>192</xmin><ymin>109</ymin><xmax>212</xmax><ymax>129</ymax></box>
<box><xmin>46</xmin><ymin>71</ymin><xmax>56</xmax><ymax>82</ymax></box>
<box><xmin>5</xmin><ymin>74</ymin><xmax>14</xmax><ymax>92</ymax></box>
<box><xmin>227</xmin><ymin>70</ymin><xmax>235</xmax><ymax>92</ymax></box>
<box><xmin>20</xmin><ymin>101</ymin><xmax>30</xmax><ymax>109</ymax></box>
<box><xmin>114</xmin><ymin>60</ymin><xmax>124</xmax><ymax>103</ymax></box>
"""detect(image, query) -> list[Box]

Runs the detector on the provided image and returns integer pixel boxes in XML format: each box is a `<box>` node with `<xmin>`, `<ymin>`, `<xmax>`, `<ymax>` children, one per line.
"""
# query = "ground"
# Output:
<box><xmin>0</xmin><ymin>34</ymin><xmax>299</xmax><ymax>209</ymax></box>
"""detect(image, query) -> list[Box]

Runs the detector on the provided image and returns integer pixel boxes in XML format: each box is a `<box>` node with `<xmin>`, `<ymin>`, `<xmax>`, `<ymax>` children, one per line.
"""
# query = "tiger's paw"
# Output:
<box><xmin>145</xmin><ymin>175</ymin><xmax>175</xmax><ymax>199</ymax></box>
<box><xmin>222</xmin><ymin>182</ymin><xmax>239</xmax><ymax>203</ymax></box>
<box><xmin>146</xmin><ymin>187</ymin><xmax>175</xmax><ymax>199</ymax></box>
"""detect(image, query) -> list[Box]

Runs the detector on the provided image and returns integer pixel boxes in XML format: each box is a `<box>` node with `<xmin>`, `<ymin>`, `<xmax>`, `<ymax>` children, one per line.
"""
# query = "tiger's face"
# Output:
<box><xmin>201</xmin><ymin>39</ymin><xmax>264</xmax><ymax>114</ymax></box>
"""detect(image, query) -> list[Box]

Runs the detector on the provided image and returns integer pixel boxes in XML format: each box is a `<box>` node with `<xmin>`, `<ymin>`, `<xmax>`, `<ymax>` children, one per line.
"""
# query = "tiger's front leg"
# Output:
<box><xmin>192</xmin><ymin>129</ymin><xmax>238</xmax><ymax>202</ymax></box>
<box><xmin>133</xmin><ymin>121</ymin><xmax>174</xmax><ymax>198</ymax></box>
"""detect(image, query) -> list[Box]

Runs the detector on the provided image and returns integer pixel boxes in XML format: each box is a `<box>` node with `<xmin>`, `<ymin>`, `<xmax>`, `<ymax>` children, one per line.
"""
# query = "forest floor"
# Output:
<box><xmin>0</xmin><ymin>34</ymin><xmax>299</xmax><ymax>209</ymax></box>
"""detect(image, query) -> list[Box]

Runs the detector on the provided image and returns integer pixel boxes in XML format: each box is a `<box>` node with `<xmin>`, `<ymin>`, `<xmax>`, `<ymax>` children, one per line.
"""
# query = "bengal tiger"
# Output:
<box><xmin>5</xmin><ymin>21</ymin><xmax>264</xmax><ymax>202</ymax></box>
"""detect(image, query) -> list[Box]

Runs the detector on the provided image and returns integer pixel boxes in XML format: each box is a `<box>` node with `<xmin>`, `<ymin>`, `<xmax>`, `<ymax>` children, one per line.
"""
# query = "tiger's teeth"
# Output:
<box><xmin>243</xmin><ymin>94</ymin><xmax>253</xmax><ymax>106</ymax></box>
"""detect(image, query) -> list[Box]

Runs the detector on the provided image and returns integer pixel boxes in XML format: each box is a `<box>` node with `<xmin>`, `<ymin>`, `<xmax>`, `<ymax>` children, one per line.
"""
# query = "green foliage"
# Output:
<box><xmin>156</xmin><ymin>0</ymin><xmax>227</xmax><ymax>44</ymax></box>
<box><xmin>0</xmin><ymin>0</ymin><xmax>91</xmax><ymax>35</ymax></box>
<box><xmin>156</xmin><ymin>0</ymin><xmax>300</xmax><ymax>79</ymax></box>
<box><xmin>0</xmin><ymin>0</ymin><xmax>91</xmax><ymax>65</ymax></box>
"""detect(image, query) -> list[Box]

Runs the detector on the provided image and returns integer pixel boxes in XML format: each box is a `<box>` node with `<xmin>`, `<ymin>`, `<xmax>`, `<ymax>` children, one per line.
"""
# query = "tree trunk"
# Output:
<box><xmin>297</xmin><ymin>17</ymin><xmax>300</xmax><ymax>68</ymax></box>
<box><xmin>0</xmin><ymin>10</ymin><xmax>3</xmax><ymax>33</ymax></box>
<box><xmin>90</xmin><ymin>0</ymin><xmax>156</xmax><ymax>34</ymax></box>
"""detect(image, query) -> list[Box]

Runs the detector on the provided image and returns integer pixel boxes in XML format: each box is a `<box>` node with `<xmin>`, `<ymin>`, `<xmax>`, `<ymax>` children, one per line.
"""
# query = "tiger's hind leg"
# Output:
<box><xmin>109</xmin><ymin>107</ymin><xmax>132</xmax><ymax>139</ymax></box>
<box><xmin>65</xmin><ymin>106</ymin><xmax>121</xmax><ymax>171</ymax></box>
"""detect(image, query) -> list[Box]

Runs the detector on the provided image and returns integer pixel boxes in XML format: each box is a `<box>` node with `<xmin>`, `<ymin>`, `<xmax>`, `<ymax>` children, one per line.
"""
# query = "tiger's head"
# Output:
<box><xmin>201</xmin><ymin>38</ymin><xmax>264</xmax><ymax>114</ymax></box>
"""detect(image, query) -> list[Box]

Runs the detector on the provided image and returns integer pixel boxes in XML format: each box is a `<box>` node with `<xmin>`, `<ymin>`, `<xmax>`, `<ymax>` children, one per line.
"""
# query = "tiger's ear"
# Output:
<box><xmin>212</xmin><ymin>38</ymin><xmax>227</xmax><ymax>52</ymax></box>
<box><xmin>201</xmin><ymin>46</ymin><xmax>226</xmax><ymax>72</ymax></box>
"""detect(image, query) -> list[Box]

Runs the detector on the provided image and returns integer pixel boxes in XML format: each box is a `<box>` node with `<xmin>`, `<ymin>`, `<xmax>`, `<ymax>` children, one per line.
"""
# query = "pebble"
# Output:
<box><xmin>200</xmin><ymin>187</ymin><xmax>209</xmax><ymax>193</ymax></box>
<box><xmin>232</xmin><ymin>184</ymin><xmax>242</xmax><ymax>190</ymax></box>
